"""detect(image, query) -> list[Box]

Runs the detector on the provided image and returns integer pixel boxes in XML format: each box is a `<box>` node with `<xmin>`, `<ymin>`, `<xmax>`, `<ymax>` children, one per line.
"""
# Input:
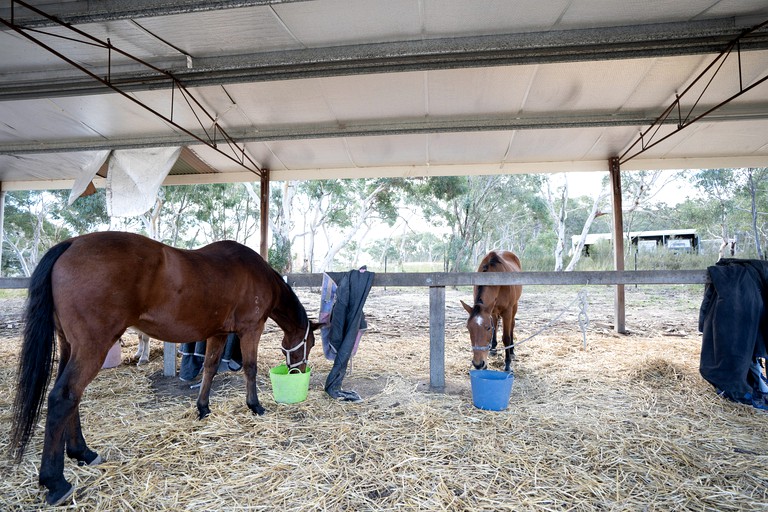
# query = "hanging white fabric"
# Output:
<box><xmin>106</xmin><ymin>147</ymin><xmax>181</xmax><ymax>217</ymax></box>
<box><xmin>67</xmin><ymin>150</ymin><xmax>111</xmax><ymax>206</ymax></box>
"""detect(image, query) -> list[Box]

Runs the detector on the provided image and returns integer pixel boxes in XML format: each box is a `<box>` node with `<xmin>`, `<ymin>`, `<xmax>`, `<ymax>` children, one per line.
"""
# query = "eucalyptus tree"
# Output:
<box><xmin>692</xmin><ymin>168</ymin><xmax>740</xmax><ymax>258</ymax></box>
<box><xmin>411</xmin><ymin>174</ymin><xmax>546</xmax><ymax>271</ymax></box>
<box><xmin>744</xmin><ymin>167</ymin><xmax>767</xmax><ymax>259</ymax></box>
<box><xmin>312</xmin><ymin>178</ymin><xmax>403</xmax><ymax>271</ymax></box>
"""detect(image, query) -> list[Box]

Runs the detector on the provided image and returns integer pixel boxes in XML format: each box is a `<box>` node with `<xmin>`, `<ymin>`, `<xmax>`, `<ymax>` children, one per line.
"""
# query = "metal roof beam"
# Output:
<box><xmin>3</xmin><ymin>104</ymin><xmax>767</xmax><ymax>155</ymax></box>
<box><xmin>0</xmin><ymin>0</ymin><xmax>311</xmax><ymax>27</ymax></box>
<box><xmin>2</xmin><ymin>18</ymin><xmax>768</xmax><ymax>101</ymax></box>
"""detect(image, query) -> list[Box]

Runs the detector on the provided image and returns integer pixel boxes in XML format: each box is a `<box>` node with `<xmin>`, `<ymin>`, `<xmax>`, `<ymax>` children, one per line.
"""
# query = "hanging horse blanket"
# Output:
<box><xmin>321</xmin><ymin>268</ymin><xmax>374</xmax><ymax>401</ymax></box>
<box><xmin>698</xmin><ymin>258</ymin><xmax>768</xmax><ymax>409</ymax></box>
<box><xmin>178</xmin><ymin>333</ymin><xmax>242</xmax><ymax>381</ymax></box>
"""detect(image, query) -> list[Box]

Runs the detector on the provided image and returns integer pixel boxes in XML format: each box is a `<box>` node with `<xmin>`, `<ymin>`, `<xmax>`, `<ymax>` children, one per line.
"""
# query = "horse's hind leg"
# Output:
<box><xmin>135</xmin><ymin>331</ymin><xmax>150</xmax><ymax>365</ymax></box>
<box><xmin>39</xmin><ymin>358</ymin><xmax>102</xmax><ymax>506</ymax></box>
<box><xmin>64</xmin><ymin>406</ymin><xmax>102</xmax><ymax>466</ymax></box>
<box><xmin>55</xmin><ymin>330</ymin><xmax>105</xmax><ymax>466</ymax></box>
<box><xmin>195</xmin><ymin>335</ymin><xmax>227</xmax><ymax>419</ymax></box>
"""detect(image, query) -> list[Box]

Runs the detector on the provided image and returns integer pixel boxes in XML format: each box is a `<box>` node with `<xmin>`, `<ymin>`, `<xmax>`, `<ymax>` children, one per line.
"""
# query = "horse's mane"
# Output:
<box><xmin>480</xmin><ymin>251</ymin><xmax>503</xmax><ymax>272</ymax></box>
<box><xmin>474</xmin><ymin>251</ymin><xmax>504</xmax><ymax>307</ymax></box>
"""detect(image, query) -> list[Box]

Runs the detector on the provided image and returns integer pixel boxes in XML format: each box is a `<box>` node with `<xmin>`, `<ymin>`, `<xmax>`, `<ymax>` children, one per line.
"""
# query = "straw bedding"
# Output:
<box><xmin>1</xmin><ymin>285</ymin><xmax>767</xmax><ymax>511</ymax></box>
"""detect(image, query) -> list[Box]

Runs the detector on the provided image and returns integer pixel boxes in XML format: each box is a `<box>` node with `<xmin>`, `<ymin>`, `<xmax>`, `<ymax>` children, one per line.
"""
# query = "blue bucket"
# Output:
<box><xmin>470</xmin><ymin>370</ymin><xmax>514</xmax><ymax>411</ymax></box>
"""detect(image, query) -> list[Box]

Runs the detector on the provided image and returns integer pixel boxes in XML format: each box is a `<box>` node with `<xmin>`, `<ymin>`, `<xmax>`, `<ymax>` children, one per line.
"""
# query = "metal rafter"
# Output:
<box><xmin>3</xmin><ymin>17</ymin><xmax>768</xmax><ymax>101</ymax></box>
<box><xmin>3</xmin><ymin>104</ymin><xmax>768</xmax><ymax>155</ymax></box>
<box><xmin>0</xmin><ymin>0</ymin><xmax>263</xmax><ymax>176</ymax></box>
<box><xmin>619</xmin><ymin>20</ymin><xmax>768</xmax><ymax>165</ymax></box>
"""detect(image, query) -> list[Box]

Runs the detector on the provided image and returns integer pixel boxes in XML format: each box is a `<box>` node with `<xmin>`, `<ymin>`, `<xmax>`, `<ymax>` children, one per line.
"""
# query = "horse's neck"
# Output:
<box><xmin>270</xmin><ymin>283</ymin><xmax>306</xmax><ymax>334</ymax></box>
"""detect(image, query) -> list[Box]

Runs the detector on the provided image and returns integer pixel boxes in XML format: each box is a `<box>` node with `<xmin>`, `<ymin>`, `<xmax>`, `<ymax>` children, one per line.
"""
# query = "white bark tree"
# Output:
<box><xmin>565</xmin><ymin>186</ymin><xmax>609</xmax><ymax>271</ymax></box>
<box><xmin>544</xmin><ymin>175</ymin><xmax>569</xmax><ymax>271</ymax></box>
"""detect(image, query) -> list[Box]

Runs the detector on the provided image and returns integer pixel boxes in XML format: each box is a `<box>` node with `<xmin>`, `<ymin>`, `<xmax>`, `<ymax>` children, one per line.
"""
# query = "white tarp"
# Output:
<box><xmin>66</xmin><ymin>150</ymin><xmax>111</xmax><ymax>206</ymax></box>
<box><xmin>106</xmin><ymin>147</ymin><xmax>181</xmax><ymax>217</ymax></box>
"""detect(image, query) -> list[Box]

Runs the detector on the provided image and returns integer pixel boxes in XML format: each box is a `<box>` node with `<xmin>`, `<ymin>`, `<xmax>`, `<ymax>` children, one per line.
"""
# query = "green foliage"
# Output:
<box><xmin>269</xmin><ymin>232</ymin><xmax>292</xmax><ymax>274</ymax></box>
<box><xmin>3</xmin><ymin>167</ymin><xmax>764</xmax><ymax>279</ymax></box>
<box><xmin>50</xmin><ymin>189</ymin><xmax>109</xmax><ymax>234</ymax></box>
<box><xmin>2</xmin><ymin>191</ymin><xmax>74</xmax><ymax>275</ymax></box>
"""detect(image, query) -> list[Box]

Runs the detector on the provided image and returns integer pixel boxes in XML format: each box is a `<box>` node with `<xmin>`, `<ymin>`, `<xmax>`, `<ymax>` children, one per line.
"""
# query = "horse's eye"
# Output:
<box><xmin>486</xmin><ymin>326</ymin><xmax>492</xmax><ymax>331</ymax></box>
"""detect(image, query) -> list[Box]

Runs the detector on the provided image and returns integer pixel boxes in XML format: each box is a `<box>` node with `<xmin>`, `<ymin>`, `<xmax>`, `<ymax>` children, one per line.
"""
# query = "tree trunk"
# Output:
<box><xmin>565</xmin><ymin>187</ymin><xmax>608</xmax><ymax>271</ymax></box>
<box><xmin>747</xmin><ymin>169</ymin><xmax>764</xmax><ymax>260</ymax></box>
<box><xmin>544</xmin><ymin>175</ymin><xmax>568</xmax><ymax>272</ymax></box>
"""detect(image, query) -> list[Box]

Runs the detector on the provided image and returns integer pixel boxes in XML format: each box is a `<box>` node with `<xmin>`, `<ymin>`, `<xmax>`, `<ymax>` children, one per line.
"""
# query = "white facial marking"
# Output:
<box><xmin>475</xmin><ymin>316</ymin><xmax>484</xmax><ymax>327</ymax></box>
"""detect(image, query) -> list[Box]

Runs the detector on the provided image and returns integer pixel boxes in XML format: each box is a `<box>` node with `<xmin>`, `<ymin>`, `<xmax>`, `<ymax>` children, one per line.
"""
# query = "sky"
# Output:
<box><xmin>566</xmin><ymin>169</ymin><xmax>698</xmax><ymax>206</ymax></box>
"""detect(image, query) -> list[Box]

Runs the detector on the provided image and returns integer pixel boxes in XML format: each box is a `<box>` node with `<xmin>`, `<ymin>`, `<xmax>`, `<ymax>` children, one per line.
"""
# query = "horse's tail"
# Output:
<box><xmin>9</xmin><ymin>240</ymin><xmax>72</xmax><ymax>462</ymax></box>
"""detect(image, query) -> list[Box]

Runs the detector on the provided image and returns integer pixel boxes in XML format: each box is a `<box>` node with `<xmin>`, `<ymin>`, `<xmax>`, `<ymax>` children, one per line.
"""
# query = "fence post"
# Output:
<box><xmin>429</xmin><ymin>285</ymin><xmax>446</xmax><ymax>390</ymax></box>
<box><xmin>163</xmin><ymin>343</ymin><xmax>176</xmax><ymax>376</ymax></box>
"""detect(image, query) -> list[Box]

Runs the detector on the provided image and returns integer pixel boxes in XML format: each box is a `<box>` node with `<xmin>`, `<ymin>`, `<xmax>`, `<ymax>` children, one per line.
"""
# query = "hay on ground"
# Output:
<box><xmin>1</xmin><ymin>286</ymin><xmax>766</xmax><ymax>511</ymax></box>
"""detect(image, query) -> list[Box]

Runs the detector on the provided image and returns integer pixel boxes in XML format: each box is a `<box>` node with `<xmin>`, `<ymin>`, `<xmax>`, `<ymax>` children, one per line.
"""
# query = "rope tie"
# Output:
<box><xmin>499</xmin><ymin>288</ymin><xmax>590</xmax><ymax>351</ymax></box>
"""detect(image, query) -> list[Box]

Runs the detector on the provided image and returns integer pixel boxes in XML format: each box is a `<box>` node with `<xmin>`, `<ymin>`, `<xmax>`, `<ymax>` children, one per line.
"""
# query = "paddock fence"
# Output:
<box><xmin>1</xmin><ymin>270</ymin><xmax>710</xmax><ymax>385</ymax></box>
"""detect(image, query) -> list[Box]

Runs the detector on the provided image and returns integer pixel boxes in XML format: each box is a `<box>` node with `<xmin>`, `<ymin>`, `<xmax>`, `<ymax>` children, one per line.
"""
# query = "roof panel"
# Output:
<box><xmin>137</xmin><ymin>7</ymin><xmax>302</xmax><ymax>57</ymax></box>
<box><xmin>422</xmin><ymin>0</ymin><xmax>569</xmax><ymax>35</ymax></box>
<box><xmin>344</xmin><ymin>134</ymin><xmax>427</xmax><ymax>167</ymax></box>
<box><xmin>428</xmin><ymin>131</ymin><xmax>513</xmax><ymax>164</ymax></box>
<box><xmin>274</xmin><ymin>0</ymin><xmax>423</xmax><ymax>46</ymax></box>
<box><xmin>557</xmin><ymin>0</ymin><xmax>711</xmax><ymax>28</ymax></box>
<box><xmin>1</xmin><ymin>0</ymin><xmax>768</xmax><ymax>190</ymax></box>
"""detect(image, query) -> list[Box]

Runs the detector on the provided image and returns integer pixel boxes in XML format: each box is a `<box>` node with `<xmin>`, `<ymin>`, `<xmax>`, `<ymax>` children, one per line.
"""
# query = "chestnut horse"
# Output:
<box><xmin>9</xmin><ymin>232</ymin><xmax>319</xmax><ymax>506</ymax></box>
<box><xmin>460</xmin><ymin>250</ymin><xmax>522</xmax><ymax>372</ymax></box>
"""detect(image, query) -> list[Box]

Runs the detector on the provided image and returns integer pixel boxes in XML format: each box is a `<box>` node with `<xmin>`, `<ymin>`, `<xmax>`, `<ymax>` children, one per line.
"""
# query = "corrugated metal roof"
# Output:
<box><xmin>1</xmin><ymin>0</ymin><xmax>767</xmax><ymax>191</ymax></box>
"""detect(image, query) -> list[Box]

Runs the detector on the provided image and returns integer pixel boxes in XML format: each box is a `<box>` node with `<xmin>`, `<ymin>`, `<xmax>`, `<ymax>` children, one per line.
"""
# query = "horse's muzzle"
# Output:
<box><xmin>471</xmin><ymin>360</ymin><xmax>488</xmax><ymax>370</ymax></box>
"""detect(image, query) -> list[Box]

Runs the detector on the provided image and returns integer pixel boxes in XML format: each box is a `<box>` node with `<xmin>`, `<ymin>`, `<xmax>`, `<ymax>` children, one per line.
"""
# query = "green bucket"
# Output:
<box><xmin>269</xmin><ymin>364</ymin><xmax>311</xmax><ymax>404</ymax></box>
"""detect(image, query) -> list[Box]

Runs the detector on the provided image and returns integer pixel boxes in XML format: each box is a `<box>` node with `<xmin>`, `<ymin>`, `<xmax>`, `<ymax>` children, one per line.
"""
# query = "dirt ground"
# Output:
<box><xmin>1</xmin><ymin>283</ymin><xmax>766</xmax><ymax>511</ymax></box>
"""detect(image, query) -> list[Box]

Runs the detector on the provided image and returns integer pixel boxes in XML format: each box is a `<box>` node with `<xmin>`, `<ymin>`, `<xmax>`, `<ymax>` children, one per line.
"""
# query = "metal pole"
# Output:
<box><xmin>609</xmin><ymin>157</ymin><xmax>626</xmax><ymax>333</ymax></box>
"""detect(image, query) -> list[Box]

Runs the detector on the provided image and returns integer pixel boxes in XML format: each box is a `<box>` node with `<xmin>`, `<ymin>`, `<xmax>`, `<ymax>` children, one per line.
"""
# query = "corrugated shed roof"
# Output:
<box><xmin>1</xmin><ymin>0</ymin><xmax>767</xmax><ymax>191</ymax></box>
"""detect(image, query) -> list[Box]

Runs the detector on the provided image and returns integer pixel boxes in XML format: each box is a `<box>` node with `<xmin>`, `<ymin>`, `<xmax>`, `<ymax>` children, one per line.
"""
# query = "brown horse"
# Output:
<box><xmin>460</xmin><ymin>250</ymin><xmax>522</xmax><ymax>373</ymax></box>
<box><xmin>8</xmin><ymin>231</ymin><xmax>319</xmax><ymax>506</ymax></box>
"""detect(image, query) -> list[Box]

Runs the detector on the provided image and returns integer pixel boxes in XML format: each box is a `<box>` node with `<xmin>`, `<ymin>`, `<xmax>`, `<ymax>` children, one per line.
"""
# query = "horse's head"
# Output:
<box><xmin>460</xmin><ymin>300</ymin><xmax>494</xmax><ymax>370</ymax></box>
<box><xmin>281</xmin><ymin>321</ymin><xmax>321</xmax><ymax>372</ymax></box>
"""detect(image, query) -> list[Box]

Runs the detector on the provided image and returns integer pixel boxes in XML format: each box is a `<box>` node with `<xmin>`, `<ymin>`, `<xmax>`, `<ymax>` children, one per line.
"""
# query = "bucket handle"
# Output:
<box><xmin>288</xmin><ymin>366</ymin><xmax>310</xmax><ymax>375</ymax></box>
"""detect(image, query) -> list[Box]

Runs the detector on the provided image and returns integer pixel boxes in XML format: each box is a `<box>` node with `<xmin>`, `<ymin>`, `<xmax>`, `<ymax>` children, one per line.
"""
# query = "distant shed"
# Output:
<box><xmin>573</xmin><ymin>229</ymin><xmax>699</xmax><ymax>256</ymax></box>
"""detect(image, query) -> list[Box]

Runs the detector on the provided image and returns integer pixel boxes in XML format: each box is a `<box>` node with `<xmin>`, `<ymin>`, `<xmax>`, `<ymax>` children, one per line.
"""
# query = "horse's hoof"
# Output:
<box><xmin>197</xmin><ymin>406</ymin><xmax>211</xmax><ymax>420</ymax></box>
<box><xmin>249</xmin><ymin>403</ymin><xmax>266</xmax><ymax>416</ymax></box>
<box><xmin>46</xmin><ymin>483</ymin><xmax>74</xmax><ymax>506</ymax></box>
<box><xmin>76</xmin><ymin>453</ymin><xmax>103</xmax><ymax>466</ymax></box>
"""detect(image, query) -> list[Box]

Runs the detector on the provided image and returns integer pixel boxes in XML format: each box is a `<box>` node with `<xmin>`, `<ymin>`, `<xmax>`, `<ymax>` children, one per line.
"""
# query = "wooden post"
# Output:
<box><xmin>163</xmin><ymin>342</ymin><xmax>176</xmax><ymax>376</ymax></box>
<box><xmin>260</xmin><ymin>169</ymin><xmax>270</xmax><ymax>260</ymax></box>
<box><xmin>609</xmin><ymin>157</ymin><xmax>626</xmax><ymax>333</ymax></box>
<box><xmin>429</xmin><ymin>285</ymin><xmax>446</xmax><ymax>390</ymax></box>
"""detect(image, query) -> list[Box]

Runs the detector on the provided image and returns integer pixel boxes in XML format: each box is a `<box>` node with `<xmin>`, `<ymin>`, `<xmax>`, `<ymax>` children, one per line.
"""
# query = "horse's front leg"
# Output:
<box><xmin>195</xmin><ymin>335</ymin><xmax>227</xmax><ymax>420</ymax></box>
<box><xmin>239</xmin><ymin>324</ymin><xmax>266</xmax><ymax>416</ymax></box>
<box><xmin>501</xmin><ymin>312</ymin><xmax>515</xmax><ymax>373</ymax></box>
<box><xmin>489</xmin><ymin>315</ymin><xmax>499</xmax><ymax>356</ymax></box>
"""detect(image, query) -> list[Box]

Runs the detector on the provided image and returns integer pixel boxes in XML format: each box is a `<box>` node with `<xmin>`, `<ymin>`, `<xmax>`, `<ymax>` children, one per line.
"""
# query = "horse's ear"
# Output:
<box><xmin>460</xmin><ymin>300</ymin><xmax>473</xmax><ymax>315</ymax></box>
